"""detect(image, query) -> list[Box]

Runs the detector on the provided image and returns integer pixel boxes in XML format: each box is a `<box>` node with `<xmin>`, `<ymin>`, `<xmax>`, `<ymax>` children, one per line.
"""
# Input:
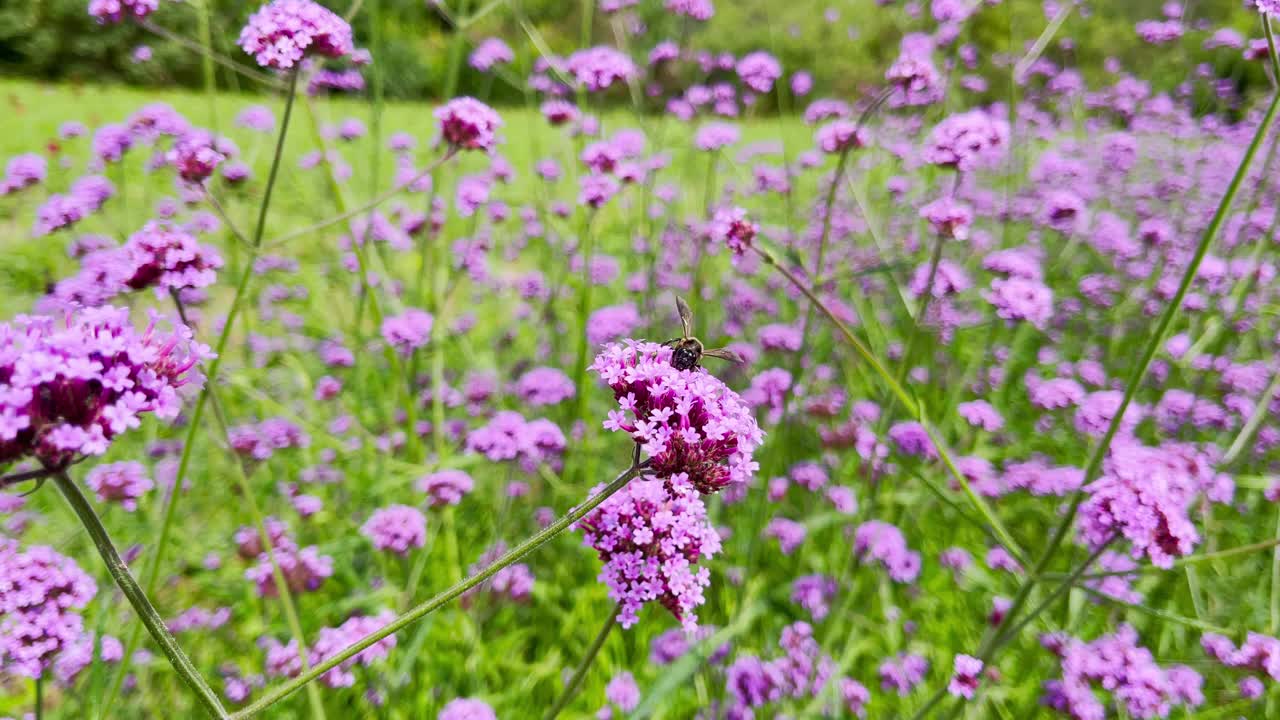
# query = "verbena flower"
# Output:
<box><xmin>88</xmin><ymin>0</ymin><xmax>158</xmax><ymax>24</ymax></box>
<box><xmin>710</xmin><ymin>206</ymin><xmax>758</xmax><ymax>257</ymax></box>
<box><xmin>435</xmin><ymin>97</ymin><xmax>503</xmax><ymax>152</ymax></box>
<box><xmin>736</xmin><ymin>51</ymin><xmax>782</xmax><ymax>93</ymax></box>
<box><xmin>1077</xmin><ymin>442</ymin><xmax>1208</xmax><ymax>568</ymax></box>
<box><xmin>1042</xmin><ymin>625</ymin><xmax>1203</xmax><ymax>719</ymax></box>
<box><xmin>238</xmin><ymin>0</ymin><xmax>354</xmax><ymax>70</ymax></box>
<box><xmin>513</xmin><ymin>367</ymin><xmax>576</xmax><ymax>407</ymax></box>
<box><xmin>469</xmin><ymin>38</ymin><xmax>514</xmax><ymax>71</ymax></box>
<box><xmin>575</xmin><ymin>473</ymin><xmax>720</xmax><ymax>630</ymax></box>
<box><xmin>0</xmin><ymin>540</ymin><xmax>97</xmax><ymax>678</ymax></box>
<box><xmin>948</xmin><ymin>654</ymin><xmax>983</xmax><ymax>699</ymax></box>
<box><xmin>361</xmin><ymin>505</ymin><xmax>427</xmax><ymax>555</ymax></box>
<box><xmin>853</xmin><ymin>521</ymin><xmax>921</xmax><ymax>583</ymax></box>
<box><xmin>416</xmin><ymin>469</ymin><xmax>474</xmax><ymax>507</ymax></box>
<box><xmin>923</xmin><ymin>109</ymin><xmax>1010</xmax><ymax>171</ymax></box>
<box><xmin>85</xmin><ymin>461</ymin><xmax>153</xmax><ymax>511</ymax></box>
<box><xmin>0</xmin><ymin>307</ymin><xmax>209</xmax><ymax>469</ymax></box>
<box><xmin>566</xmin><ymin>47</ymin><xmax>636</xmax><ymax>92</ymax></box>
<box><xmin>592</xmin><ymin>340</ymin><xmax>763</xmax><ymax>494</ymax></box>
<box><xmin>815</xmin><ymin>120</ymin><xmax>869</xmax><ymax>154</ymax></box>
<box><xmin>381</xmin><ymin>309</ymin><xmax>434</xmax><ymax>354</ymax></box>
<box><xmin>465</xmin><ymin>411</ymin><xmax>565</xmax><ymax>472</ymax></box>
<box><xmin>438</xmin><ymin>698</ymin><xmax>497</xmax><ymax>720</ymax></box>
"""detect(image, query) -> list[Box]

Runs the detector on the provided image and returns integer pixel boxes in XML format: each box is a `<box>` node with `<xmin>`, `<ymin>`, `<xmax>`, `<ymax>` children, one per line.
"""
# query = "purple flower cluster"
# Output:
<box><xmin>710</xmin><ymin>206</ymin><xmax>758</xmax><ymax>257</ymax></box>
<box><xmin>243</xmin><ymin>525</ymin><xmax>333</xmax><ymax>598</ymax></box>
<box><xmin>0</xmin><ymin>307</ymin><xmax>209</xmax><ymax>468</ymax></box>
<box><xmin>361</xmin><ymin>504</ymin><xmax>427</xmax><ymax>555</ymax></box>
<box><xmin>1202</xmin><ymin>632</ymin><xmax>1280</xmax><ymax>687</ymax></box>
<box><xmin>1</xmin><ymin>154</ymin><xmax>46</xmax><ymax>195</ymax></box>
<box><xmin>380</xmin><ymin>308</ymin><xmax>434</xmax><ymax>354</ymax></box>
<box><xmin>464</xmin><ymin>411</ymin><xmax>565</xmax><ymax>471</ymax></box>
<box><xmin>0</xmin><ymin>540</ymin><xmax>97</xmax><ymax>678</ymax></box>
<box><xmin>723</xmin><ymin>622</ymin><xmax>857</xmax><ymax>715</ymax></box>
<box><xmin>50</xmin><ymin>221</ymin><xmax>223</xmax><ymax>308</ymax></box>
<box><xmin>592</xmin><ymin>340</ymin><xmax>763</xmax><ymax>494</ymax></box>
<box><xmin>438</xmin><ymin>698</ymin><xmax>496</xmax><ymax>720</ymax></box>
<box><xmin>576</xmin><ymin>473</ymin><xmax>720</xmax><ymax>630</ymax></box>
<box><xmin>416</xmin><ymin>469</ymin><xmax>474</xmax><ymax>507</ymax></box>
<box><xmin>1042</xmin><ymin>625</ymin><xmax>1203</xmax><ymax>719</ymax></box>
<box><xmin>1077</xmin><ymin>442</ymin><xmax>1210</xmax><ymax>568</ymax></box>
<box><xmin>85</xmin><ymin>461</ymin><xmax>153</xmax><ymax>511</ymax></box>
<box><xmin>264</xmin><ymin>610</ymin><xmax>396</xmax><ymax>688</ymax></box>
<box><xmin>469</xmin><ymin>38</ymin><xmax>514</xmax><ymax>71</ymax></box>
<box><xmin>238</xmin><ymin>0</ymin><xmax>354</xmax><ymax>70</ymax></box>
<box><xmin>34</xmin><ymin>176</ymin><xmax>115</xmax><ymax>237</ymax></box>
<box><xmin>853</xmin><ymin>521</ymin><xmax>921</xmax><ymax>583</ymax></box>
<box><xmin>923</xmin><ymin>109</ymin><xmax>1010</xmax><ymax>171</ymax></box>
<box><xmin>228</xmin><ymin>417</ymin><xmax>310</xmax><ymax>460</ymax></box>
<box><xmin>87</xmin><ymin>0</ymin><xmax>158</xmax><ymax>24</ymax></box>
<box><xmin>736</xmin><ymin>51</ymin><xmax>782</xmax><ymax>93</ymax></box>
<box><xmin>435</xmin><ymin>97</ymin><xmax>503</xmax><ymax>152</ymax></box>
<box><xmin>513</xmin><ymin>367</ymin><xmax>575</xmax><ymax>406</ymax></box>
<box><xmin>566</xmin><ymin>47</ymin><xmax>636</xmax><ymax>92</ymax></box>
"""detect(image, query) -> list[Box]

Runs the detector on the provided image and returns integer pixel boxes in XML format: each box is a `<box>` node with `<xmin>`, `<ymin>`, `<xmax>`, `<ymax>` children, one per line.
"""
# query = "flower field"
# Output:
<box><xmin>3</xmin><ymin>1</ymin><xmax>1280</xmax><ymax>718</ymax></box>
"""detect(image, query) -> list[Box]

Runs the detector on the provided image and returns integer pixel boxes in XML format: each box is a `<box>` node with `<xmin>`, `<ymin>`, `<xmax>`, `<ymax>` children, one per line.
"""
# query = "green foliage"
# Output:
<box><xmin>0</xmin><ymin>0</ymin><xmax>1271</xmax><ymax>104</ymax></box>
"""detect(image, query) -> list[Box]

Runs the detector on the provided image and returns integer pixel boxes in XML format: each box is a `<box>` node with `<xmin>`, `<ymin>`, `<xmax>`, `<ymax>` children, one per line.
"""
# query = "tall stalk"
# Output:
<box><xmin>53</xmin><ymin>471</ymin><xmax>227</xmax><ymax>719</ymax></box>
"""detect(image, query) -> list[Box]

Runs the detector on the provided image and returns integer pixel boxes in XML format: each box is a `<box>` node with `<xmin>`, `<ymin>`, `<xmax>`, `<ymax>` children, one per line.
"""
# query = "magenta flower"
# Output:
<box><xmin>853</xmin><ymin>521</ymin><xmax>921</xmax><ymax>583</ymax></box>
<box><xmin>566</xmin><ymin>46</ymin><xmax>636</xmax><ymax>92</ymax></box>
<box><xmin>361</xmin><ymin>505</ymin><xmax>427</xmax><ymax>555</ymax></box>
<box><xmin>948</xmin><ymin>654</ymin><xmax>983</xmax><ymax>699</ymax></box>
<box><xmin>438</xmin><ymin>698</ymin><xmax>496</xmax><ymax>720</ymax></box>
<box><xmin>238</xmin><ymin>0</ymin><xmax>354</xmax><ymax>70</ymax></box>
<box><xmin>168</xmin><ymin>135</ymin><xmax>225</xmax><ymax>183</ymax></box>
<box><xmin>435</xmin><ymin>97</ymin><xmax>503</xmax><ymax>152</ymax></box>
<box><xmin>88</xmin><ymin>0</ymin><xmax>158</xmax><ymax>23</ymax></box>
<box><xmin>920</xmin><ymin>196</ymin><xmax>974</xmax><ymax>240</ymax></box>
<box><xmin>1078</xmin><ymin>442</ymin><xmax>1204</xmax><ymax>568</ymax></box>
<box><xmin>592</xmin><ymin>340</ymin><xmax>763</xmax><ymax>494</ymax></box>
<box><xmin>0</xmin><ymin>540</ymin><xmax>98</xmax><ymax>678</ymax></box>
<box><xmin>0</xmin><ymin>307</ymin><xmax>209</xmax><ymax>469</ymax></box>
<box><xmin>469</xmin><ymin>38</ymin><xmax>514</xmax><ymax>71</ymax></box>
<box><xmin>381</xmin><ymin>308</ymin><xmax>434</xmax><ymax>354</ymax></box>
<box><xmin>1042</xmin><ymin>625</ymin><xmax>1202</xmax><ymax>719</ymax></box>
<box><xmin>85</xmin><ymin>461</ymin><xmax>153</xmax><ymax>511</ymax></box>
<box><xmin>416</xmin><ymin>469</ymin><xmax>474</xmax><ymax>507</ymax></box>
<box><xmin>815</xmin><ymin>120</ymin><xmax>868</xmax><ymax>154</ymax></box>
<box><xmin>710</xmin><ymin>206</ymin><xmax>758</xmax><ymax>257</ymax></box>
<box><xmin>984</xmin><ymin>277</ymin><xmax>1053</xmax><ymax>329</ymax></box>
<box><xmin>575</xmin><ymin>472</ymin><xmax>721</xmax><ymax>630</ymax></box>
<box><xmin>923</xmin><ymin>110</ymin><xmax>1010</xmax><ymax>171</ymax></box>
<box><xmin>513</xmin><ymin>367</ymin><xmax>575</xmax><ymax>406</ymax></box>
<box><xmin>736</xmin><ymin>51</ymin><xmax>782</xmax><ymax>93</ymax></box>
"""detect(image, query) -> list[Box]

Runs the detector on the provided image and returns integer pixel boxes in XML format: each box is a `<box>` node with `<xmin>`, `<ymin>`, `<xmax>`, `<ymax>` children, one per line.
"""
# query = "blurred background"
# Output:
<box><xmin>0</xmin><ymin>0</ymin><xmax>1272</xmax><ymax>112</ymax></box>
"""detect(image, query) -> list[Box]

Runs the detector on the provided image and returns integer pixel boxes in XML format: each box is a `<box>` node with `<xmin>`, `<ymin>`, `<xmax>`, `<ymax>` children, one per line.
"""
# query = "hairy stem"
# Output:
<box><xmin>53</xmin><ymin>471</ymin><xmax>227</xmax><ymax>719</ymax></box>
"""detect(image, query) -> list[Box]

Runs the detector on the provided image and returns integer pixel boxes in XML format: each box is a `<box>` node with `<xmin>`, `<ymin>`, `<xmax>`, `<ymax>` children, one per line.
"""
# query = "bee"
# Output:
<box><xmin>664</xmin><ymin>296</ymin><xmax>744</xmax><ymax>371</ymax></box>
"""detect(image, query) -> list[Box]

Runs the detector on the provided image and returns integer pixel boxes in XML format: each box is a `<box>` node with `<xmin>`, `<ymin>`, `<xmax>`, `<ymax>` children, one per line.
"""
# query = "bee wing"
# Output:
<box><xmin>702</xmin><ymin>347</ymin><xmax>745</xmax><ymax>364</ymax></box>
<box><xmin>675</xmin><ymin>296</ymin><xmax>694</xmax><ymax>338</ymax></box>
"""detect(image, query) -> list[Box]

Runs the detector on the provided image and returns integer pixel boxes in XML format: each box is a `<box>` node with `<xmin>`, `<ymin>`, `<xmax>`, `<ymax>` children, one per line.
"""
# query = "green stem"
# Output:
<box><xmin>231</xmin><ymin>460</ymin><xmax>645</xmax><ymax>719</ymax></box>
<box><xmin>542</xmin><ymin>603</ymin><xmax>620</xmax><ymax>720</ymax></box>
<box><xmin>98</xmin><ymin>66</ymin><xmax>302</xmax><ymax>720</ymax></box>
<box><xmin>34</xmin><ymin>675</ymin><xmax>42</xmax><ymax>720</ymax></box>
<box><xmin>52</xmin><ymin>471</ymin><xmax>227</xmax><ymax>719</ymax></box>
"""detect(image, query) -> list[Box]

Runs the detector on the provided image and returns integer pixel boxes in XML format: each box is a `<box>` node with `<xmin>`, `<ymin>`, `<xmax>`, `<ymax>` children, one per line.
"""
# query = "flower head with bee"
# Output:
<box><xmin>590</xmin><ymin>339</ymin><xmax>763</xmax><ymax>495</ymax></box>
